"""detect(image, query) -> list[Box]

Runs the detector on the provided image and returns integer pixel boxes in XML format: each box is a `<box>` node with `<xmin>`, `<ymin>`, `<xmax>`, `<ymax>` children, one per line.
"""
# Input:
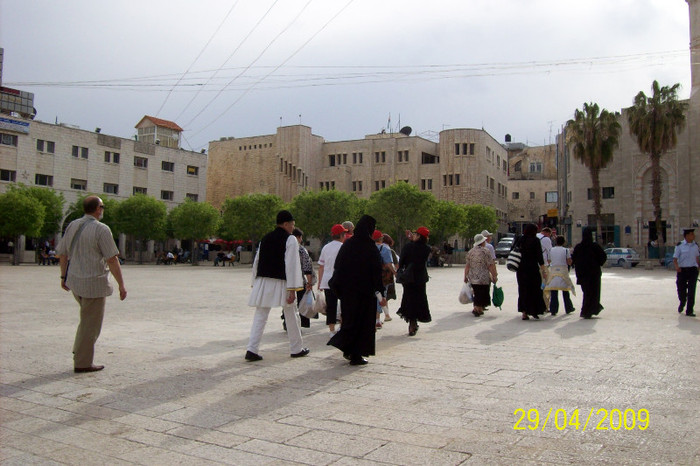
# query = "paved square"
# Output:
<box><xmin>1</xmin><ymin>263</ymin><xmax>699</xmax><ymax>465</ymax></box>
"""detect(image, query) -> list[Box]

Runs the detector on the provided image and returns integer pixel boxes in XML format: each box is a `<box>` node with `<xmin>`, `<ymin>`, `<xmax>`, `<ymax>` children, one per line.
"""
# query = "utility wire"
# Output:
<box><xmin>155</xmin><ymin>0</ymin><xmax>240</xmax><ymax>117</ymax></box>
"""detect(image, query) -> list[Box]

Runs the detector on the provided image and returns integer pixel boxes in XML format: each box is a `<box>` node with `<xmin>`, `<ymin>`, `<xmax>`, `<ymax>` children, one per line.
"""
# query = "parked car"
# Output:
<box><xmin>604</xmin><ymin>247</ymin><xmax>640</xmax><ymax>267</ymax></box>
<box><xmin>495</xmin><ymin>238</ymin><xmax>515</xmax><ymax>258</ymax></box>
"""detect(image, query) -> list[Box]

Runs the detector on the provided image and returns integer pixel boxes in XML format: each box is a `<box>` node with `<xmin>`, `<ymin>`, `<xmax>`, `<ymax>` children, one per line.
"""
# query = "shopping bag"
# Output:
<box><xmin>313</xmin><ymin>290</ymin><xmax>327</xmax><ymax>316</ymax></box>
<box><xmin>492</xmin><ymin>285</ymin><xmax>504</xmax><ymax>310</ymax></box>
<box><xmin>506</xmin><ymin>247</ymin><xmax>521</xmax><ymax>272</ymax></box>
<box><xmin>459</xmin><ymin>282</ymin><xmax>474</xmax><ymax>304</ymax></box>
<box><xmin>298</xmin><ymin>290</ymin><xmax>317</xmax><ymax>319</ymax></box>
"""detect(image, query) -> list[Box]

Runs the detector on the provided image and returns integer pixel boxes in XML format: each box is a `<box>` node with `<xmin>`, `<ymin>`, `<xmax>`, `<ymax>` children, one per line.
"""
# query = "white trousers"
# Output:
<box><xmin>247</xmin><ymin>303</ymin><xmax>304</xmax><ymax>355</ymax></box>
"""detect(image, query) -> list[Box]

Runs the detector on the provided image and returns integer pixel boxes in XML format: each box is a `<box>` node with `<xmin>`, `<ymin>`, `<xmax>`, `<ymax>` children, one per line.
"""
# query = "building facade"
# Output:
<box><xmin>206</xmin><ymin>126</ymin><xmax>510</xmax><ymax>233</ymax></box>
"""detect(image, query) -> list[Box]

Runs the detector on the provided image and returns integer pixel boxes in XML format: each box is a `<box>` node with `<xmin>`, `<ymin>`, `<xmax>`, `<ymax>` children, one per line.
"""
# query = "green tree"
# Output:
<box><xmin>220</xmin><ymin>193</ymin><xmax>284</xmax><ymax>247</ymax></box>
<box><xmin>115</xmin><ymin>194</ymin><xmax>167</xmax><ymax>263</ymax></box>
<box><xmin>627</xmin><ymin>80</ymin><xmax>687</xmax><ymax>248</ymax></box>
<box><xmin>168</xmin><ymin>200</ymin><xmax>220</xmax><ymax>265</ymax></box>
<box><xmin>289</xmin><ymin>190</ymin><xmax>359</xmax><ymax>240</ymax></box>
<box><xmin>566</xmin><ymin>102</ymin><xmax>621</xmax><ymax>242</ymax></box>
<box><xmin>63</xmin><ymin>194</ymin><xmax>120</xmax><ymax>236</ymax></box>
<box><xmin>461</xmin><ymin>204</ymin><xmax>498</xmax><ymax>245</ymax></box>
<box><xmin>366</xmin><ymin>182</ymin><xmax>436</xmax><ymax>248</ymax></box>
<box><xmin>0</xmin><ymin>190</ymin><xmax>45</xmax><ymax>265</ymax></box>
<box><xmin>8</xmin><ymin>184</ymin><xmax>64</xmax><ymax>239</ymax></box>
<box><xmin>430</xmin><ymin>200</ymin><xmax>467</xmax><ymax>245</ymax></box>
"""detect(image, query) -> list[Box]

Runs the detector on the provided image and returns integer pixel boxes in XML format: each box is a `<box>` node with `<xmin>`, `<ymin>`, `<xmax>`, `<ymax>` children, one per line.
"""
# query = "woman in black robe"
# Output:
<box><xmin>327</xmin><ymin>215</ymin><xmax>386</xmax><ymax>365</ymax></box>
<box><xmin>516</xmin><ymin>223</ymin><xmax>547</xmax><ymax>320</ymax></box>
<box><xmin>397</xmin><ymin>227</ymin><xmax>432</xmax><ymax>335</ymax></box>
<box><xmin>572</xmin><ymin>227</ymin><xmax>607</xmax><ymax>319</ymax></box>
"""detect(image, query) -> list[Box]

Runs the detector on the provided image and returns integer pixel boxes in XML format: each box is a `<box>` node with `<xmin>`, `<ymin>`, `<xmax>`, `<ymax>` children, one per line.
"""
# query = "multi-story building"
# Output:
<box><xmin>207</xmin><ymin>126</ymin><xmax>510</xmax><ymax>235</ymax></box>
<box><xmin>0</xmin><ymin>115</ymin><xmax>207</xmax><ymax>262</ymax></box>
<box><xmin>506</xmin><ymin>143</ymin><xmax>559</xmax><ymax>235</ymax></box>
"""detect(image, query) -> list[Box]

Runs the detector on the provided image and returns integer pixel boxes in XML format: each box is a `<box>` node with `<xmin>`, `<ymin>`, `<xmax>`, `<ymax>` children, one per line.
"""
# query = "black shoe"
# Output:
<box><xmin>678</xmin><ymin>305</ymin><xmax>684</xmax><ymax>314</ymax></box>
<box><xmin>245</xmin><ymin>351</ymin><xmax>263</xmax><ymax>361</ymax></box>
<box><xmin>551</xmin><ymin>312</ymin><xmax>558</xmax><ymax>316</ymax></box>
<box><xmin>291</xmin><ymin>348</ymin><xmax>310</xmax><ymax>358</ymax></box>
<box><xmin>343</xmin><ymin>352</ymin><xmax>351</xmax><ymax>361</ymax></box>
<box><xmin>349</xmin><ymin>356</ymin><xmax>368</xmax><ymax>365</ymax></box>
<box><xmin>533</xmin><ymin>314</ymin><xmax>539</xmax><ymax>320</ymax></box>
<box><xmin>687</xmin><ymin>312</ymin><xmax>696</xmax><ymax>317</ymax></box>
<box><xmin>565</xmin><ymin>309</ymin><xmax>575</xmax><ymax>314</ymax></box>
<box><xmin>74</xmin><ymin>365</ymin><xmax>104</xmax><ymax>373</ymax></box>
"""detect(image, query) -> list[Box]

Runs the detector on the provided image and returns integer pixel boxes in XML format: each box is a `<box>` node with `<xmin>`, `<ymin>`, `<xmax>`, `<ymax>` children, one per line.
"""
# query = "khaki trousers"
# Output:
<box><xmin>72</xmin><ymin>293</ymin><xmax>106</xmax><ymax>368</ymax></box>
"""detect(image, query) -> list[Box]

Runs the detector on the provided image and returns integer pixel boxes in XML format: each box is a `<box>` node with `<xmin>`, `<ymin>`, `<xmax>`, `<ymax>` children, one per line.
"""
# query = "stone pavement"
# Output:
<box><xmin>1</xmin><ymin>262</ymin><xmax>699</xmax><ymax>465</ymax></box>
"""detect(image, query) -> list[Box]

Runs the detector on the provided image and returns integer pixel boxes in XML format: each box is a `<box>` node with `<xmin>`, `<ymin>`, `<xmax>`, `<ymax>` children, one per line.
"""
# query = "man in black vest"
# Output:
<box><xmin>245</xmin><ymin>210</ymin><xmax>308</xmax><ymax>361</ymax></box>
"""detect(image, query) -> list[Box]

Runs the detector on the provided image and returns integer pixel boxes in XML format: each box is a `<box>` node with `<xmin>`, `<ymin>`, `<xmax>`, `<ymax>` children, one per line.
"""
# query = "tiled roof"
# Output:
<box><xmin>135</xmin><ymin>115</ymin><xmax>184</xmax><ymax>132</ymax></box>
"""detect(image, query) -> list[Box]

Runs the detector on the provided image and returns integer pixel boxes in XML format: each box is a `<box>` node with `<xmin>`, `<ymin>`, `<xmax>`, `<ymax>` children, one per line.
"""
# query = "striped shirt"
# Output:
<box><xmin>56</xmin><ymin>215</ymin><xmax>119</xmax><ymax>298</ymax></box>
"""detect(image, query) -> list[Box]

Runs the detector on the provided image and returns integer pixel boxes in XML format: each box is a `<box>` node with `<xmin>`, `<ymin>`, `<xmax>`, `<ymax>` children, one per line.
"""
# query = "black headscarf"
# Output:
<box><xmin>330</xmin><ymin>215</ymin><xmax>383</xmax><ymax>297</ymax></box>
<box><xmin>572</xmin><ymin>227</ymin><xmax>607</xmax><ymax>280</ymax></box>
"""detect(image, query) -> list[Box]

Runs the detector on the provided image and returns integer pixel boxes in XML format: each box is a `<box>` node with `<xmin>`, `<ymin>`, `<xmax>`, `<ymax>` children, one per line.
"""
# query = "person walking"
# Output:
<box><xmin>516</xmin><ymin>223</ymin><xmax>547</xmax><ymax>320</ymax></box>
<box><xmin>56</xmin><ymin>195</ymin><xmax>127</xmax><ymax>373</ymax></box>
<box><xmin>464</xmin><ymin>233</ymin><xmax>498</xmax><ymax>317</ymax></box>
<box><xmin>481</xmin><ymin>230</ymin><xmax>496</xmax><ymax>260</ymax></box>
<box><xmin>572</xmin><ymin>227</ymin><xmax>607</xmax><ymax>319</ymax></box>
<box><xmin>544</xmin><ymin>235</ymin><xmax>576</xmax><ymax>315</ymax></box>
<box><xmin>245</xmin><ymin>210</ymin><xmax>308</xmax><ymax>361</ymax></box>
<box><xmin>673</xmin><ymin>227</ymin><xmax>700</xmax><ymax>316</ymax></box>
<box><xmin>397</xmin><ymin>227</ymin><xmax>432</xmax><ymax>335</ymax></box>
<box><xmin>327</xmin><ymin>215</ymin><xmax>386</xmax><ymax>365</ymax></box>
<box><xmin>317</xmin><ymin>224</ymin><xmax>347</xmax><ymax>335</ymax></box>
<box><xmin>373</xmin><ymin>229</ymin><xmax>395</xmax><ymax>327</ymax></box>
<box><xmin>282</xmin><ymin>228</ymin><xmax>315</xmax><ymax>330</ymax></box>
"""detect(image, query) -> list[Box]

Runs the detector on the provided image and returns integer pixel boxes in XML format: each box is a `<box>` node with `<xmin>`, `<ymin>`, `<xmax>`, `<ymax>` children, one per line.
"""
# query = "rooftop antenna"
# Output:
<box><xmin>279</xmin><ymin>116</ymin><xmax>282</xmax><ymax>127</ymax></box>
<box><xmin>299</xmin><ymin>114</ymin><xmax>302</xmax><ymax>125</ymax></box>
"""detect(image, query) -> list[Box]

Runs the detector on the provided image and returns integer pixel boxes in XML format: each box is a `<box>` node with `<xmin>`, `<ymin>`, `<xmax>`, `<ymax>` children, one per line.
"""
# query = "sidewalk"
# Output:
<box><xmin>1</xmin><ymin>263</ymin><xmax>698</xmax><ymax>465</ymax></box>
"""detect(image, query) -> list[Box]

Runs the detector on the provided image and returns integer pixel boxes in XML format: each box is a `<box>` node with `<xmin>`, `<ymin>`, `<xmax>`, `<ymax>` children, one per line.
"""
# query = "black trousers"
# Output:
<box><xmin>550</xmin><ymin>290</ymin><xmax>574</xmax><ymax>314</ymax></box>
<box><xmin>676</xmin><ymin>267</ymin><xmax>698</xmax><ymax>314</ymax></box>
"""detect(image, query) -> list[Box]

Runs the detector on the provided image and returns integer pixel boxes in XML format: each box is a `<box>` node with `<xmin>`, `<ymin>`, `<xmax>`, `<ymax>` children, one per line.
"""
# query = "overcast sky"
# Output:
<box><xmin>0</xmin><ymin>0</ymin><xmax>692</xmax><ymax>151</ymax></box>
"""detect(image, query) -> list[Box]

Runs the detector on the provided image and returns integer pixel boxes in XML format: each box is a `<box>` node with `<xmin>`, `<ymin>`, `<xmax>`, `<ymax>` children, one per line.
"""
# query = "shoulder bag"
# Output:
<box><xmin>395</xmin><ymin>263</ymin><xmax>415</xmax><ymax>285</ymax></box>
<box><xmin>506</xmin><ymin>240</ymin><xmax>522</xmax><ymax>272</ymax></box>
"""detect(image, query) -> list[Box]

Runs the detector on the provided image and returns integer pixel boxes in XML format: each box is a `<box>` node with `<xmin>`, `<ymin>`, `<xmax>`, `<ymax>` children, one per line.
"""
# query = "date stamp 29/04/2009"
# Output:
<box><xmin>513</xmin><ymin>408</ymin><xmax>649</xmax><ymax>432</ymax></box>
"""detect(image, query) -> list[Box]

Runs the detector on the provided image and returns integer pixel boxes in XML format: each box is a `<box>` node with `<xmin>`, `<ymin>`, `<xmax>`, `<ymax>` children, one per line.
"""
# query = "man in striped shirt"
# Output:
<box><xmin>57</xmin><ymin>196</ymin><xmax>127</xmax><ymax>373</ymax></box>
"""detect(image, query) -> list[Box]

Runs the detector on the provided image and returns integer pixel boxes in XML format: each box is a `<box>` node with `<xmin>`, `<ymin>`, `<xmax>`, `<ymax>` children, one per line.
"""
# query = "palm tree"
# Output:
<box><xmin>566</xmin><ymin>102</ymin><xmax>621</xmax><ymax>243</ymax></box>
<box><xmin>627</xmin><ymin>80</ymin><xmax>687</xmax><ymax>249</ymax></box>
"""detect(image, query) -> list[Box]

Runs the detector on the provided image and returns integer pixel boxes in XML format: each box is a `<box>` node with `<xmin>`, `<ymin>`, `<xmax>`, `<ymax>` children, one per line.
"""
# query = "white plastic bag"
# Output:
<box><xmin>459</xmin><ymin>282</ymin><xmax>474</xmax><ymax>304</ymax></box>
<box><xmin>298</xmin><ymin>290</ymin><xmax>317</xmax><ymax>319</ymax></box>
<box><xmin>313</xmin><ymin>290</ymin><xmax>327</xmax><ymax>316</ymax></box>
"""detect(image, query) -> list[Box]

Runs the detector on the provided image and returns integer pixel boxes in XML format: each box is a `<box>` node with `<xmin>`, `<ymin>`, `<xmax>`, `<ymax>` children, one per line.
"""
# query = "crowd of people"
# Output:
<box><xmin>55</xmin><ymin>201</ymin><xmax>699</xmax><ymax>373</ymax></box>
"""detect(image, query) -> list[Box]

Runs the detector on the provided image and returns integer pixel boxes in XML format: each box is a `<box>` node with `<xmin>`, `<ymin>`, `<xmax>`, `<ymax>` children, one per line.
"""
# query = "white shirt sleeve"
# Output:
<box><xmin>285</xmin><ymin>235</ymin><xmax>303</xmax><ymax>290</ymax></box>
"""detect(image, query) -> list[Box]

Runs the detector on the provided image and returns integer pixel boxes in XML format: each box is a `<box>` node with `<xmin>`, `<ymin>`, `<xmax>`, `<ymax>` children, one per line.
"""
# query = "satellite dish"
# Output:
<box><xmin>399</xmin><ymin>126</ymin><xmax>412</xmax><ymax>136</ymax></box>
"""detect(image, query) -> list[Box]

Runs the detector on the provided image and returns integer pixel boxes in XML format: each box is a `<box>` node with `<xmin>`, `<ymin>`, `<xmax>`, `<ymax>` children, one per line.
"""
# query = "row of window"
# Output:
<box><xmin>511</xmin><ymin>191</ymin><xmax>558</xmax><ymax>203</ymax></box>
<box><xmin>1</xmin><ymin>133</ymin><xmax>19</xmax><ymax>146</ymax></box>
<box><xmin>328</xmin><ymin>150</ymin><xmax>419</xmax><ymax>167</ymax></box>
<box><xmin>238</xmin><ymin>142</ymin><xmax>272</xmax><ymax>150</ymax></box>
<box><xmin>454</xmin><ymin>143</ymin><xmax>476</xmax><ymax>156</ymax></box>
<box><xmin>279</xmin><ymin>158</ymin><xmax>309</xmax><ymax>187</ymax></box>
<box><xmin>513</xmin><ymin>161</ymin><xmax>543</xmax><ymax>173</ymax></box>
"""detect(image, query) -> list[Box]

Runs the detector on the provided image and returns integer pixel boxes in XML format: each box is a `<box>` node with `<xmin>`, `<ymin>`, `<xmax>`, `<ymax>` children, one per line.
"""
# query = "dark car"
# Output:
<box><xmin>495</xmin><ymin>238</ymin><xmax>515</xmax><ymax>258</ymax></box>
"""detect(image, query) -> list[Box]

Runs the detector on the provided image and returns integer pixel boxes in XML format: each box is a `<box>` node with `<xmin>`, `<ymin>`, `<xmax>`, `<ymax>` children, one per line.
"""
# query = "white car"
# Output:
<box><xmin>604</xmin><ymin>247</ymin><xmax>640</xmax><ymax>267</ymax></box>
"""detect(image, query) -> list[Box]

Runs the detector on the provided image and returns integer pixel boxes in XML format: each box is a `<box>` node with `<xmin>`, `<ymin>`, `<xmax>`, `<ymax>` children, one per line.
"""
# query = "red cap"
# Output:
<box><xmin>372</xmin><ymin>230</ymin><xmax>383</xmax><ymax>240</ymax></box>
<box><xmin>331</xmin><ymin>224</ymin><xmax>348</xmax><ymax>236</ymax></box>
<box><xmin>416</xmin><ymin>227</ymin><xmax>430</xmax><ymax>238</ymax></box>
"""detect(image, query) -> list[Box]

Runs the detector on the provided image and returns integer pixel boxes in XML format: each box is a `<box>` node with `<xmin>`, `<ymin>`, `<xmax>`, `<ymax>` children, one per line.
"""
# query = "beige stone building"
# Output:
<box><xmin>206</xmin><ymin>126</ymin><xmax>510</xmax><ymax>232</ymax></box>
<box><xmin>0</xmin><ymin>116</ymin><xmax>207</xmax><ymax>262</ymax></box>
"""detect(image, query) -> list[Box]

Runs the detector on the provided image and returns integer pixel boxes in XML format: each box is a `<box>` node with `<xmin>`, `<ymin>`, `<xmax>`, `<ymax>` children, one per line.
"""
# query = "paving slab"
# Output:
<box><xmin>1</xmin><ymin>262</ymin><xmax>699</xmax><ymax>465</ymax></box>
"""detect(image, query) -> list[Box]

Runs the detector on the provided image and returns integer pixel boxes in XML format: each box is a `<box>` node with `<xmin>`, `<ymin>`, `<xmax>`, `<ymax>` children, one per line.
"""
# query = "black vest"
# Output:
<box><xmin>256</xmin><ymin>227</ymin><xmax>289</xmax><ymax>280</ymax></box>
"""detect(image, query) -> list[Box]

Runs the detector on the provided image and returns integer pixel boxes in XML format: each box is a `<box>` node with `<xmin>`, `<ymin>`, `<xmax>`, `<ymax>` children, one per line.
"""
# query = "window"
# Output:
<box><xmin>186</xmin><ymin>193</ymin><xmax>199</xmax><ymax>201</ymax></box>
<box><xmin>490</xmin><ymin>178</ymin><xmax>495</xmax><ymax>191</ymax></box>
<box><xmin>72</xmin><ymin>145</ymin><xmax>88</xmax><ymax>159</ymax></box>
<box><xmin>448</xmin><ymin>174</ymin><xmax>453</xmax><ymax>186</ymax></box>
<box><xmin>358</xmin><ymin>152</ymin><xmax>363</xmax><ymax>164</ymax></box>
<box><xmin>529</xmin><ymin>191</ymin><xmax>535</xmax><ymax>200</ymax></box>
<box><xmin>343</xmin><ymin>154</ymin><xmax>347</xmax><ymax>164</ymax></box>
<box><xmin>35</xmin><ymin>174</ymin><xmax>53</xmax><ymax>186</ymax></box>
<box><xmin>352</xmin><ymin>181</ymin><xmax>363</xmax><ymax>192</ymax></box>
<box><xmin>71</xmin><ymin>178</ymin><xmax>87</xmax><ymax>190</ymax></box>
<box><xmin>469</xmin><ymin>143</ymin><xmax>475</xmax><ymax>155</ymax></box>
<box><xmin>329</xmin><ymin>154</ymin><xmax>335</xmax><ymax>167</ymax></box>
<box><xmin>514</xmin><ymin>161</ymin><xmax>522</xmax><ymax>172</ymax></box>
<box><xmin>161</xmin><ymin>190</ymin><xmax>174</xmax><ymax>201</ymax></box>
<box><xmin>529</xmin><ymin>162</ymin><xmax>542</xmax><ymax>173</ymax></box>
<box><xmin>162</xmin><ymin>161</ymin><xmax>174</xmax><ymax>172</ymax></box>
<box><xmin>546</xmin><ymin>191</ymin><xmax>558</xmax><ymax>203</ymax></box>
<box><xmin>421</xmin><ymin>152</ymin><xmax>439</xmax><ymax>164</ymax></box>
<box><xmin>421</xmin><ymin>179</ymin><xmax>433</xmax><ymax>190</ymax></box>
<box><xmin>421</xmin><ymin>179</ymin><xmax>426</xmax><ymax>190</ymax></box>
<box><xmin>37</xmin><ymin>139</ymin><xmax>55</xmax><ymax>153</ymax></box>
<box><xmin>602</xmin><ymin>187</ymin><xmax>615</xmax><ymax>199</ymax></box>
<box><xmin>187</xmin><ymin>165</ymin><xmax>199</xmax><ymax>176</ymax></box>
<box><xmin>455</xmin><ymin>144</ymin><xmax>460</xmax><ymax>155</ymax></box>
<box><xmin>587</xmin><ymin>188</ymin><xmax>594</xmax><ymax>200</ymax></box>
<box><xmin>374</xmin><ymin>180</ymin><xmax>386</xmax><ymax>191</ymax></box>
<box><xmin>0</xmin><ymin>133</ymin><xmax>18</xmax><ymax>146</ymax></box>
<box><xmin>134</xmin><ymin>156</ymin><xmax>148</xmax><ymax>168</ymax></box>
<box><xmin>455</xmin><ymin>174</ymin><xmax>460</xmax><ymax>185</ymax></box>
<box><xmin>512</xmin><ymin>191</ymin><xmax>520</xmax><ymax>200</ymax></box>
<box><xmin>103</xmin><ymin>183</ymin><xmax>119</xmax><ymax>194</ymax></box>
<box><xmin>1</xmin><ymin>169</ymin><xmax>16</xmax><ymax>182</ymax></box>
<box><xmin>104</xmin><ymin>151</ymin><xmax>120</xmax><ymax>163</ymax></box>
<box><xmin>133</xmin><ymin>186</ymin><xmax>147</xmax><ymax>195</ymax></box>
<box><xmin>398</xmin><ymin>150</ymin><xmax>409</xmax><ymax>162</ymax></box>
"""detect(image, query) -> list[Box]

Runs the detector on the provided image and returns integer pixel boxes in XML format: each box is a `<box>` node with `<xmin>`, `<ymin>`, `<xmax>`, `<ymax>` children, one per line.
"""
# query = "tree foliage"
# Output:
<box><xmin>115</xmin><ymin>194</ymin><xmax>167</xmax><ymax>263</ymax></box>
<box><xmin>566</xmin><ymin>102</ymin><xmax>621</xmax><ymax>242</ymax></box>
<box><xmin>0</xmin><ymin>190</ymin><xmax>45</xmax><ymax>265</ymax></box>
<box><xmin>289</xmin><ymin>190</ymin><xmax>359</xmax><ymax>240</ymax></box>
<box><xmin>220</xmin><ymin>193</ymin><xmax>284</xmax><ymax>246</ymax></box>
<box><xmin>169</xmin><ymin>200</ymin><xmax>220</xmax><ymax>264</ymax></box>
<box><xmin>627</xmin><ymin>80</ymin><xmax>687</xmax><ymax>247</ymax></box>
<box><xmin>7</xmin><ymin>184</ymin><xmax>64</xmax><ymax>239</ymax></box>
<box><xmin>461</xmin><ymin>204</ymin><xmax>498</xmax><ymax>244</ymax></box>
<box><xmin>430</xmin><ymin>200</ymin><xmax>467</xmax><ymax>245</ymax></box>
<box><xmin>366</xmin><ymin>182</ymin><xmax>436</xmax><ymax>248</ymax></box>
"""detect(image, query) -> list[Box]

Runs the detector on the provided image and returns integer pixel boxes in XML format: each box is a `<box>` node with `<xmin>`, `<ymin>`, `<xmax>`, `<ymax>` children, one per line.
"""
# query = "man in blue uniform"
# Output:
<box><xmin>673</xmin><ymin>228</ymin><xmax>700</xmax><ymax>316</ymax></box>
